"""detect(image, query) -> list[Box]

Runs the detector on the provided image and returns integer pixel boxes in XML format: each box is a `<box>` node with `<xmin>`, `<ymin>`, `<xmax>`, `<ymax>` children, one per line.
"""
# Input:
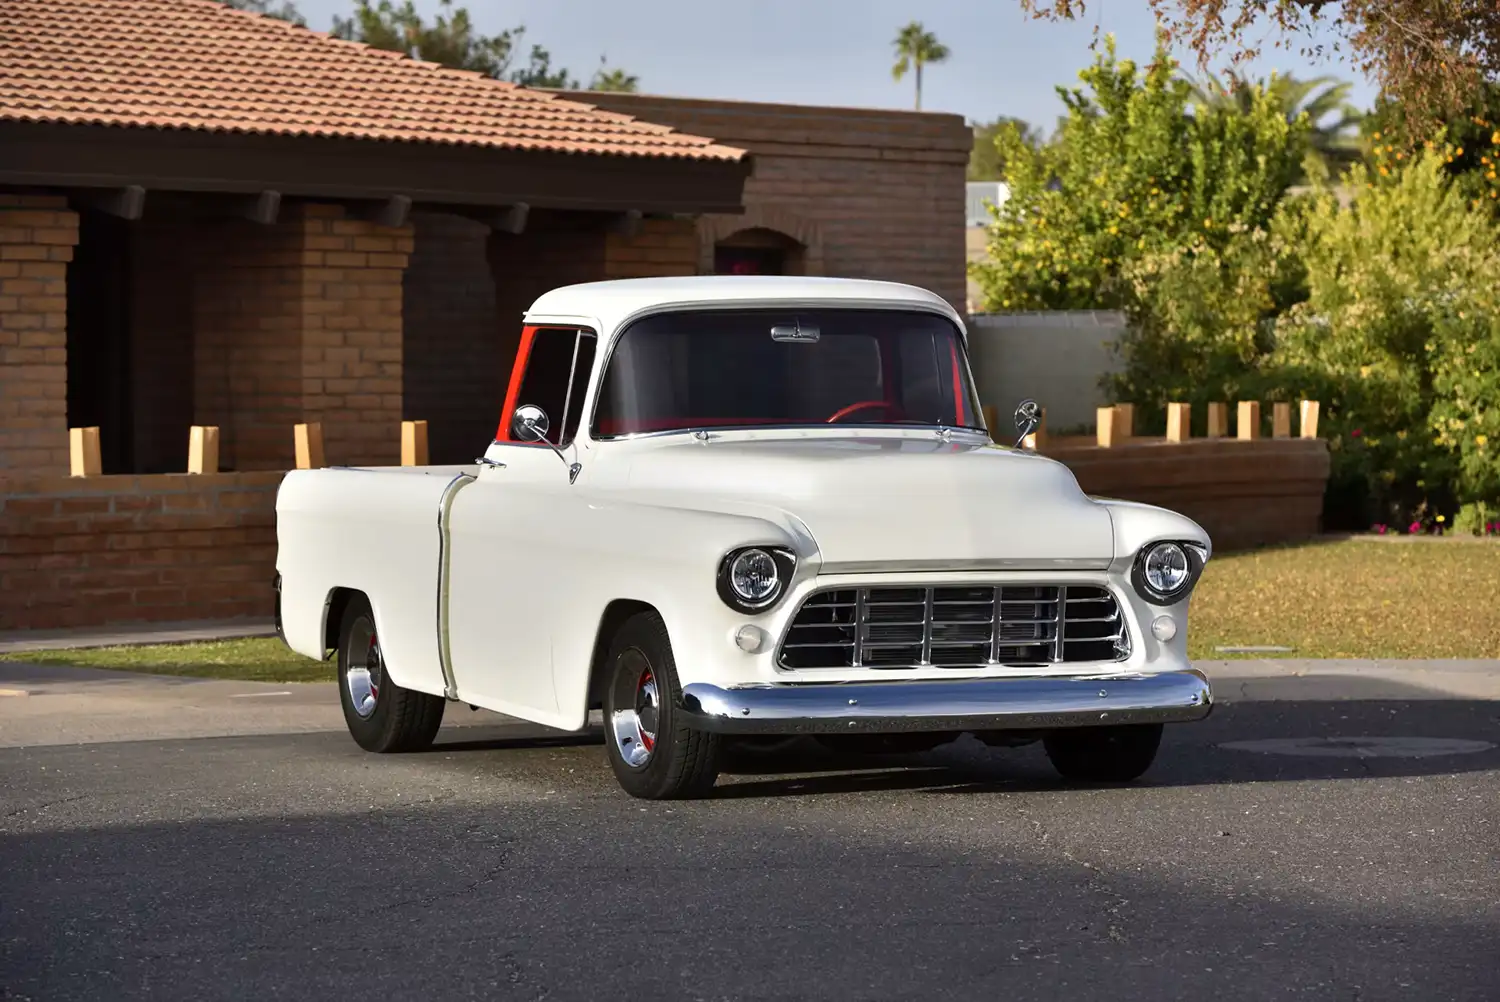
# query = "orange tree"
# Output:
<box><xmin>969</xmin><ymin>33</ymin><xmax>1308</xmax><ymax>426</ymax></box>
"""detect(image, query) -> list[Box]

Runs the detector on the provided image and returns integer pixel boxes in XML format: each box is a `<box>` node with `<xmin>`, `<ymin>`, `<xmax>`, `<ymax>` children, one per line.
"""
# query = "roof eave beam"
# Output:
<box><xmin>236</xmin><ymin>190</ymin><xmax>281</xmax><ymax>225</ymax></box>
<box><xmin>74</xmin><ymin>185</ymin><xmax>147</xmax><ymax>221</ymax></box>
<box><xmin>353</xmin><ymin>194</ymin><xmax>412</xmax><ymax>229</ymax></box>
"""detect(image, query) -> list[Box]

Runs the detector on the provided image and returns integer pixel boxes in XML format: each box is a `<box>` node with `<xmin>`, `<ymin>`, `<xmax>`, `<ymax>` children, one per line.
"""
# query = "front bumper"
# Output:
<box><xmin>679</xmin><ymin>670</ymin><xmax>1212</xmax><ymax>735</ymax></box>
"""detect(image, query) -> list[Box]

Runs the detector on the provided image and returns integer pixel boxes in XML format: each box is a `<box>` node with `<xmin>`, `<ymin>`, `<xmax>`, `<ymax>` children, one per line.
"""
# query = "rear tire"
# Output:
<box><xmin>337</xmin><ymin>593</ymin><xmax>445</xmax><ymax>753</ymax></box>
<box><xmin>603</xmin><ymin>611</ymin><xmax>722</xmax><ymax>799</ymax></box>
<box><xmin>1043</xmin><ymin>723</ymin><xmax>1163</xmax><ymax>783</ymax></box>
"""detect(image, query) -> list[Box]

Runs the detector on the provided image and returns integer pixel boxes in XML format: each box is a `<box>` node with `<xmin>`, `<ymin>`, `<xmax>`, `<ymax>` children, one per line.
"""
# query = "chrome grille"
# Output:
<box><xmin>777</xmin><ymin>585</ymin><xmax>1128</xmax><ymax>670</ymax></box>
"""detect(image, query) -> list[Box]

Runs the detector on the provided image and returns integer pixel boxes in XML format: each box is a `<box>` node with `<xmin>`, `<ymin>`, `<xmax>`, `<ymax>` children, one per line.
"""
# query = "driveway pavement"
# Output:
<box><xmin>1</xmin><ymin>658</ymin><xmax>1497</xmax><ymax>1001</ymax></box>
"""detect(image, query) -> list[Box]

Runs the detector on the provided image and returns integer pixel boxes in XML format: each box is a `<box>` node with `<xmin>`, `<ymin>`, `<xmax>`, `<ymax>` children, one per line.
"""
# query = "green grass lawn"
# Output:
<box><xmin>2</xmin><ymin>538</ymin><xmax>1496</xmax><ymax>681</ymax></box>
<box><xmin>0</xmin><ymin>637</ymin><xmax>334</xmax><ymax>683</ymax></box>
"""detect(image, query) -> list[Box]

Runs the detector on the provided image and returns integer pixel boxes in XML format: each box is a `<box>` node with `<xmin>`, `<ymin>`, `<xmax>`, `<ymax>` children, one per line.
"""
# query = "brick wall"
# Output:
<box><xmin>193</xmin><ymin>205</ymin><xmax>412</xmax><ymax>470</ymax></box>
<box><xmin>570</xmin><ymin>94</ymin><xmax>972</xmax><ymax>311</ymax></box>
<box><xmin>605</xmin><ymin>218</ymin><xmax>699</xmax><ymax>278</ymax></box>
<box><xmin>0</xmin><ymin>194</ymin><xmax>78</xmax><ymax>472</ymax></box>
<box><xmin>0</xmin><ymin>471</ymin><xmax>280</xmax><ymax>630</ymax></box>
<box><xmin>1048</xmin><ymin>438</ymin><xmax>1333</xmax><ymax>552</ymax></box>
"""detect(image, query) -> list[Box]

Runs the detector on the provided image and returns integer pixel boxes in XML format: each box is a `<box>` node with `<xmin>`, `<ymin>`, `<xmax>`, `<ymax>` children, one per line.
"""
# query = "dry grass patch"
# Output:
<box><xmin>1188</xmin><ymin>537</ymin><xmax>1500</xmax><ymax>659</ymax></box>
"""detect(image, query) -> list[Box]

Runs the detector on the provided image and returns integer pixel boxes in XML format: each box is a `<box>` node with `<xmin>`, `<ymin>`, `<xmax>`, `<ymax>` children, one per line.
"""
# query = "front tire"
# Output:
<box><xmin>337</xmin><ymin>593</ymin><xmax>445</xmax><ymax>753</ymax></box>
<box><xmin>1043</xmin><ymin>723</ymin><xmax>1163</xmax><ymax>783</ymax></box>
<box><xmin>603</xmin><ymin>612</ymin><xmax>722</xmax><ymax>800</ymax></box>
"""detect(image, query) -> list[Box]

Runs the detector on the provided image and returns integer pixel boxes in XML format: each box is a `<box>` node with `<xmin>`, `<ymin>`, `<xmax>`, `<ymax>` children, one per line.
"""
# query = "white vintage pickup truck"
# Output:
<box><xmin>274</xmin><ymin>275</ymin><xmax>1213</xmax><ymax>799</ymax></box>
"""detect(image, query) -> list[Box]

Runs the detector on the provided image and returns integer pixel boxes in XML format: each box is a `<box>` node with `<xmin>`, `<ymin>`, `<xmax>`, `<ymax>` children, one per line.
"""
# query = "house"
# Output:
<box><xmin>0</xmin><ymin>0</ymin><xmax>972</xmax><ymax>630</ymax></box>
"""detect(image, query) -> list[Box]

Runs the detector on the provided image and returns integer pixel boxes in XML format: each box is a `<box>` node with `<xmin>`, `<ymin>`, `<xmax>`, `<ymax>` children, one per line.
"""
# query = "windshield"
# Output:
<box><xmin>590</xmin><ymin>308</ymin><xmax>985</xmax><ymax>439</ymax></box>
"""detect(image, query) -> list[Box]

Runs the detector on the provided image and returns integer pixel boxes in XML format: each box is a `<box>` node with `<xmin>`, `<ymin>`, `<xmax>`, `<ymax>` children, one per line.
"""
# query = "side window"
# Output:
<box><xmin>511</xmin><ymin>327</ymin><xmax>597</xmax><ymax>446</ymax></box>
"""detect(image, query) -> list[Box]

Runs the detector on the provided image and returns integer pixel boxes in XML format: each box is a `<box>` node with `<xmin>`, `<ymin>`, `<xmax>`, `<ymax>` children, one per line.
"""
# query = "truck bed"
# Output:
<box><xmin>275</xmin><ymin>464</ymin><xmax>477</xmax><ymax>697</ymax></box>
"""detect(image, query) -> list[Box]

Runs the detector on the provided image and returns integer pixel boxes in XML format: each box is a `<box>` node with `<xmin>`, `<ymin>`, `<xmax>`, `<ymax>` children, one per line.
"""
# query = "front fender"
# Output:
<box><xmin>1095</xmin><ymin>497</ymin><xmax>1211</xmax><ymax>665</ymax></box>
<box><xmin>546</xmin><ymin>499</ymin><xmax>824</xmax><ymax>731</ymax></box>
<box><xmin>1095</xmin><ymin>498</ymin><xmax>1212</xmax><ymax>566</ymax></box>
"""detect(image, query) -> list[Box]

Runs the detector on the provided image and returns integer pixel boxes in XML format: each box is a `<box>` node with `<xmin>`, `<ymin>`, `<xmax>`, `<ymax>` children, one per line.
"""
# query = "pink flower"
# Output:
<box><xmin>1351</xmin><ymin>428</ymin><xmax>1362</xmax><ymax>438</ymax></box>
<box><xmin>1408</xmin><ymin>521</ymin><xmax>1421</xmax><ymax>534</ymax></box>
<box><xmin>1373</xmin><ymin>523</ymin><xmax>1388</xmax><ymax>534</ymax></box>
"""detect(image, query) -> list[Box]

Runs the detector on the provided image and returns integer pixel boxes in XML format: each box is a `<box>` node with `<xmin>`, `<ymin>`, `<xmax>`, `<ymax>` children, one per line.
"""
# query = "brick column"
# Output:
<box><xmin>0</xmin><ymin>194</ymin><xmax>78</xmax><ymax>473</ymax></box>
<box><xmin>193</xmin><ymin>204</ymin><xmax>412</xmax><ymax>470</ymax></box>
<box><xmin>301</xmin><ymin>205</ymin><xmax>411</xmax><ymax>467</ymax></box>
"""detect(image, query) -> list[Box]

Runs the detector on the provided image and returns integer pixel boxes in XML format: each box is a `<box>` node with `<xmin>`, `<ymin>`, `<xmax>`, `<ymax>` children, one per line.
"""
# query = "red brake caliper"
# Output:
<box><xmin>639</xmin><ymin>668</ymin><xmax>655</xmax><ymax>752</ymax></box>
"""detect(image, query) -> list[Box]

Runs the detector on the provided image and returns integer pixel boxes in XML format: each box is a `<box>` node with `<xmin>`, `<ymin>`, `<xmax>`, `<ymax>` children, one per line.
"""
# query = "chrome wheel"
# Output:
<box><xmin>344</xmin><ymin>618</ymin><xmax>382</xmax><ymax>720</ymax></box>
<box><xmin>609</xmin><ymin>649</ymin><xmax>658</xmax><ymax>769</ymax></box>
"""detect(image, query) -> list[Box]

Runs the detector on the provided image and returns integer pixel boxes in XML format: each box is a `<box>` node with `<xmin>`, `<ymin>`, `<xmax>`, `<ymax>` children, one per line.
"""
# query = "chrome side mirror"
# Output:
<box><xmin>512</xmin><ymin>404</ymin><xmax>550</xmax><ymax>443</ymax></box>
<box><xmin>510</xmin><ymin>403</ymin><xmax>582</xmax><ymax>484</ymax></box>
<box><xmin>1013</xmin><ymin>399</ymin><xmax>1040</xmax><ymax>449</ymax></box>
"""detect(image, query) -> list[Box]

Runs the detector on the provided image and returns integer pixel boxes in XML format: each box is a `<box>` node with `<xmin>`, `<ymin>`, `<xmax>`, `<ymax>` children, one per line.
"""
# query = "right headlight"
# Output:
<box><xmin>716</xmin><ymin>545</ymin><xmax>797</xmax><ymax>614</ymax></box>
<box><xmin>1130</xmin><ymin>540</ymin><xmax>1207</xmax><ymax>606</ymax></box>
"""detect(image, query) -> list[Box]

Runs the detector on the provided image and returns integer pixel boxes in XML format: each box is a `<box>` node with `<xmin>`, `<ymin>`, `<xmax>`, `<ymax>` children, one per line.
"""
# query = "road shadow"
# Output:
<box><xmin>1</xmin><ymin>794</ymin><xmax>1495</xmax><ymax>1001</ymax></box>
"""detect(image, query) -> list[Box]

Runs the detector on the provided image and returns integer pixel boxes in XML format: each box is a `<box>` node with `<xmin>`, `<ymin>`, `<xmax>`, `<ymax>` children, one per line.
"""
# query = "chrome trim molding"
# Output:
<box><xmin>777</xmin><ymin>582</ymin><xmax>1131</xmax><ymax>672</ymax></box>
<box><xmin>585</xmin><ymin>302</ymin><xmax>976</xmax><ymax>442</ymax></box>
<box><xmin>814</xmin><ymin>556</ymin><xmax>1111</xmax><ymax>574</ymax></box>
<box><xmin>435</xmin><ymin>471</ymin><xmax>477</xmax><ymax>700</ymax></box>
<box><xmin>678</xmin><ymin>671</ymin><xmax>1213</xmax><ymax>735</ymax></box>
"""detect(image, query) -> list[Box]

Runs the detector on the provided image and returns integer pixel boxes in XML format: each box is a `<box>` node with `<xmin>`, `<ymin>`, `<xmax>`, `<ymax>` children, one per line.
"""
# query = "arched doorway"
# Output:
<box><xmin>713</xmin><ymin>226</ymin><xmax>805</xmax><ymax>276</ymax></box>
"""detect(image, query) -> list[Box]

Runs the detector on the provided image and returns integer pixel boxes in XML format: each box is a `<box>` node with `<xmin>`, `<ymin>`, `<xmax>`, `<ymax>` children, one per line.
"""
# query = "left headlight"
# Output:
<box><xmin>716</xmin><ymin>546</ymin><xmax>797</xmax><ymax>614</ymax></box>
<box><xmin>1130</xmin><ymin>540</ymin><xmax>1207</xmax><ymax>606</ymax></box>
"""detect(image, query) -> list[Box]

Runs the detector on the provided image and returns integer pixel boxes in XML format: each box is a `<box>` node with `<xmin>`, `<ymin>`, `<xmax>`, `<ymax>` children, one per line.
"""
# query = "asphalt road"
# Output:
<box><xmin>1</xmin><ymin>661</ymin><xmax>1497</xmax><ymax>1002</ymax></box>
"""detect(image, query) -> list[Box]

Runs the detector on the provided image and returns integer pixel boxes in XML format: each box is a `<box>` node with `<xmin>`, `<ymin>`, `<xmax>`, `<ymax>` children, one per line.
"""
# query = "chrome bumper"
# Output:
<box><xmin>679</xmin><ymin>670</ymin><xmax>1212</xmax><ymax>735</ymax></box>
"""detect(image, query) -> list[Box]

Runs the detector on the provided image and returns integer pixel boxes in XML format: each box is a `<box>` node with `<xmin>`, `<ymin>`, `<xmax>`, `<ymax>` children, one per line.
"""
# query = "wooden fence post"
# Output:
<box><xmin>69</xmin><ymin>426</ymin><xmax>101</xmax><ymax>477</ymax></box>
<box><xmin>1206</xmin><ymin>402</ymin><xmax>1228</xmax><ymax>439</ymax></box>
<box><xmin>1237</xmin><ymin>401</ymin><xmax>1262</xmax><ymax>440</ymax></box>
<box><xmin>1272</xmin><ymin>402</ymin><xmax>1292</xmax><ymax>438</ymax></box>
<box><xmin>1299</xmin><ymin>399</ymin><xmax>1321</xmax><ymax>438</ymax></box>
<box><xmin>1112</xmin><ymin>403</ymin><xmax>1134</xmax><ymax>441</ymax></box>
<box><xmin>1096</xmin><ymin>406</ymin><xmax>1120</xmax><ymax>448</ymax></box>
<box><xmin>187</xmin><ymin>425</ymin><xmax>220</xmax><ymax>474</ymax></box>
<box><xmin>1165</xmin><ymin>402</ymin><xmax>1191</xmax><ymax>443</ymax></box>
<box><xmin>401</xmin><ymin>420</ymin><xmax>429</xmax><ymax>466</ymax></box>
<box><xmin>294</xmin><ymin>422</ymin><xmax>325</xmax><ymax>470</ymax></box>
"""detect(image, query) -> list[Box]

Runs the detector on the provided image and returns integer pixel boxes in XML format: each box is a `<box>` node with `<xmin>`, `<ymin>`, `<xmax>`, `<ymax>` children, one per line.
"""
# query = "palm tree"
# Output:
<box><xmin>891</xmin><ymin>22</ymin><xmax>950</xmax><ymax>111</ymax></box>
<box><xmin>1190</xmin><ymin>71</ymin><xmax>1366</xmax><ymax>182</ymax></box>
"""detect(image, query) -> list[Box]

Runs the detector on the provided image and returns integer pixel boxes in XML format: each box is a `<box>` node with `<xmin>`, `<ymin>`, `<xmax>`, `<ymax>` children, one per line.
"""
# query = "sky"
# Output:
<box><xmin>291</xmin><ymin>0</ymin><xmax>1380</xmax><ymax>133</ymax></box>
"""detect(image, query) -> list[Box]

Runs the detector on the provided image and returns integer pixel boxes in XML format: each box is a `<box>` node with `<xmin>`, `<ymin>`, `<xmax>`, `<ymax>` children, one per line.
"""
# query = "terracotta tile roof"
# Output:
<box><xmin>0</xmin><ymin>0</ymin><xmax>745</xmax><ymax>161</ymax></box>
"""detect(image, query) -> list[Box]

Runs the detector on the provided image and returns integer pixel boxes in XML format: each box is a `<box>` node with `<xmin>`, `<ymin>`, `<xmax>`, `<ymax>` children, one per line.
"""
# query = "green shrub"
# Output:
<box><xmin>1270</xmin><ymin>152</ymin><xmax>1500</xmax><ymax>524</ymax></box>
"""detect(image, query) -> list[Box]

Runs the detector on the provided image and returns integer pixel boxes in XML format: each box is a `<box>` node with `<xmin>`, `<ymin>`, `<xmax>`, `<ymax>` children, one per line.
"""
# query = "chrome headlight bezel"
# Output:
<box><xmin>716</xmin><ymin>546</ymin><xmax>797</xmax><ymax>614</ymax></box>
<box><xmin>1130</xmin><ymin>540</ymin><xmax>1207</xmax><ymax>606</ymax></box>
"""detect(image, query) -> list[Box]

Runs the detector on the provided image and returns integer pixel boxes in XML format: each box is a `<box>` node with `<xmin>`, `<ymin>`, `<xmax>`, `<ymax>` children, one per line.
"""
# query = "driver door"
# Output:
<box><xmin>444</xmin><ymin>324</ymin><xmax>597</xmax><ymax>724</ymax></box>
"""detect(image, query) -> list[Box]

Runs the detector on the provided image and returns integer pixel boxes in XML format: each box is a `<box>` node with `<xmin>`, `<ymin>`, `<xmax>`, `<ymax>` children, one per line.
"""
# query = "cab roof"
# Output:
<box><xmin>522</xmin><ymin>276</ymin><xmax>965</xmax><ymax>337</ymax></box>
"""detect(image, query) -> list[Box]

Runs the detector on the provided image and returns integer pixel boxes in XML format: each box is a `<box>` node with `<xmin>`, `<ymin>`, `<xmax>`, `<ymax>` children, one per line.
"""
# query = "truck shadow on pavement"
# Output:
<box><xmin>698</xmin><ymin>692</ymin><xmax>1499</xmax><ymax>799</ymax></box>
<box><xmin>413</xmin><ymin>684</ymin><xmax>1500</xmax><ymax>801</ymax></box>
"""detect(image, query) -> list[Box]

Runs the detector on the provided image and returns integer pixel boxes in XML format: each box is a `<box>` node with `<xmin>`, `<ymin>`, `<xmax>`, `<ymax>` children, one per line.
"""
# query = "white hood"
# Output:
<box><xmin>611</xmin><ymin>434</ymin><xmax>1115</xmax><ymax>571</ymax></box>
